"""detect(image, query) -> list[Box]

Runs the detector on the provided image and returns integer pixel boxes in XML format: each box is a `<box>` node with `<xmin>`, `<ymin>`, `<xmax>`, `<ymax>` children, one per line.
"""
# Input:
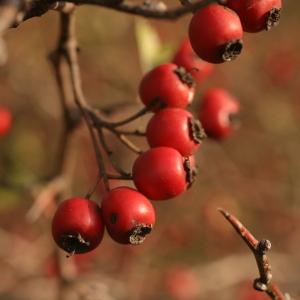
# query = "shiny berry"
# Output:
<box><xmin>226</xmin><ymin>0</ymin><xmax>282</xmax><ymax>33</ymax></box>
<box><xmin>52</xmin><ymin>198</ymin><xmax>105</xmax><ymax>254</ymax></box>
<box><xmin>173</xmin><ymin>38</ymin><xmax>214</xmax><ymax>84</ymax></box>
<box><xmin>133</xmin><ymin>147</ymin><xmax>194</xmax><ymax>200</ymax></box>
<box><xmin>146</xmin><ymin>108</ymin><xmax>205</xmax><ymax>156</ymax></box>
<box><xmin>189</xmin><ymin>4</ymin><xmax>243</xmax><ymax>64</ymax></box>
<box><xmin>199</xmin><ymin>88</ymin><xmax>240</xmax><ymax>140</ymax></box>
<box><xmin>139</xmin><ymin>63</ymin><xmax>195</xmax><ymax>111</ymax></box>
<box><xmin>0</xmin><ymin>107</ymin><xmax>12</xmax><ymax>136</ymax></box>
<box><xmin>101</xmin><ymin>187</ymin><xmax>155</xmax><ymax>245</ymax></box>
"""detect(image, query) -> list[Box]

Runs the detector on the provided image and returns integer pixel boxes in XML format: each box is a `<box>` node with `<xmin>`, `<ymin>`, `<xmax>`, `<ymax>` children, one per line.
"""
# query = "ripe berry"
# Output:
<box><xmin>101</xmin><ymin>187</ymin><xmax>155</xmax><ymax>245</ymax></box>
<box><xmin>139</xmin><ymin>63</ymin><xmax>195</xmax><ymax>111</ymax></box>
<box><xmin>0</xmin><ymin>107</ymin><xmax>12</xmax><ymax>136</ymax></box>
<box><xmin>164</xmin><ymin>266</ymin><xmax>200</xmax><ymax>300</ymax></box>
<box><xmin>146</xmin><ymin>108</ymin><xmax>205</xmax><ymax>156</ymax></box>
<box><xmin>189</xmin><ymin>4</ymin><xmax>243</xmax><ymax>64</ymax></box>
<box><xmin>238</xmin><ymin>282</ymin><xmax>270</xmax><ymax>300</ymax></box>
<box><xmin>132</xmin><ymin>147</ymin><xmax>195</xmax><ymax>200</ymax></box>
<box><xmin>52</xmin><ymin>198</ymin><xmax>104</xmax><ymax>254</ymax></box>
<box><xmin>199</xmin><ymin>88</ymin><xmax>240</xmax><ymax>139</ymax></box>
<box><xmin>173</xmin><ymin>38</ymin><xmax>214</xmax><ymax>84</ymax></box>
<box><xmin>226</xmin><ymin>0</ymin><xmax>282</xmax><ymax>33</ymax></box>
<box><xmin>263</xmin><ymin>45</ymin><xmax>297</xmax><ymax>87</ymax></box>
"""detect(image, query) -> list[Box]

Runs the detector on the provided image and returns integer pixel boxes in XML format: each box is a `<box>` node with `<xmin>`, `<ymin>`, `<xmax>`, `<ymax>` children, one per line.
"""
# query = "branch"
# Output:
<box><xmin>64</xmin><ymin>0</ymin><xmax>218</xmax><ymax>20</ymax></box>
<box><xmin>17</xmin><ymin>0</ymin><xmax>219</xmax><ymax>27</ymax></box>
<box><xmin>219</xmin><ymin>208</ymin><xmax>292</xmax><ymax>300</ymax></box>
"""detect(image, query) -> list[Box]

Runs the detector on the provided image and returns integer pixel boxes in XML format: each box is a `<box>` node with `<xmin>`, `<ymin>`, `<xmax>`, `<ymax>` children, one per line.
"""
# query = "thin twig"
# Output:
<box><xmin>107</xmin><ymin>173</ymin><xmax>132</xmax><ymax>180</ymax></box>
<box><xmin>97</xmin><ymin>127</ymin><xmax>131</xmax><ymax>177</ymax></box>
<box><xmin>219</xmin><ymin>208</ymin><xmax>290</xmax><ymax>300</ymax></box>
<box><xmin>58</xmin><ymin>10</ymin><xmax>110</xmax><ymax>191</ymax></box>
<box><xmin>88</xmin><ymin>105</ymin><xmax>150</xmax><ymax>129</ymax></box>
<box><xmin>116</xmin><ymin>133</ymin><xmax>143</xmax><ymax>154</ymax></box>
<box><xmin>114</xmin><ymin>129</ymin><xmax>146</xmax><ymax>136</ymax></box>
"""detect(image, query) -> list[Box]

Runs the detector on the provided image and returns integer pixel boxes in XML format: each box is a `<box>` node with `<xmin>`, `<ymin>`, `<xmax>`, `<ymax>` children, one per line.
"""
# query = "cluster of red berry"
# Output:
<box><xmin>189</xmin><ymin>0</ymin><xmax>282</xmax><ymax>64</ymax></box>
<box><xmin>52</xmin><ymin>62</ymin><xmax>202</xmax><ymax>254</ymax></box>
<box><xmin>51</xmin><ymin>0</ymin><xmax>282</xmax><ymax>256</ymax></box>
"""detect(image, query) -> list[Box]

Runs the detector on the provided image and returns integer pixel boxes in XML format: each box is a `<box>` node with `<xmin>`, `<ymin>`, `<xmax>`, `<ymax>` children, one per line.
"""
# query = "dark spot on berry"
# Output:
<box><xmin>110</xmin><ymin>213</ymin><xmax>118</xmax><ymax>224</ymax></box>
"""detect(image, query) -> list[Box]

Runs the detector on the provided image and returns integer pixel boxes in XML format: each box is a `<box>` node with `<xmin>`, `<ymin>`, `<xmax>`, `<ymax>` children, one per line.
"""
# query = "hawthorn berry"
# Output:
<box><xmin>0</xmin><ymin>106</ymin><xmax>12</xmax><ymax>136</ymax></box>
<box><xmin>199</xmin><ymin>88</ymin><xmax>240</xmax><ymax>140</ymax></box>
<box><xmin>146</xmin><ymin>108</ymin><xmax>205</xmax><ymax>156</ymax></box>
<box><xmin>139</xmin><ymin>63</ymin><xmax>195</xmax><ymax>111</ymax></box>
<box><xmin>238</xmin><ymin>281</ymin><xmax>270</xmax><ymax>300</ymax></box>
<box><xmin>173</xmin><ymin>38</ymin><xmax>214</xmax><ymax>84</ymax></box>
<box><xmin>263</xmin><ymin>45</ymin><xmax>297</xmax><ymax>86</ymax></box>
<box><xmin>189</xmin><ymin>4</ymin><xmax>243</xmax><ymax>64</ymax></box>
<box><xmin>132</xmin><ymin>147</ymin><xmax>196</xmax><ymax>200</ymax></box>
<box><xmin>164</xmin><ymin>266</ymin><xmax>200</xmax><ymax>300</ymax></box>
<box><xmin>52</xmin><ymin>198</ymin><xmax>104</xmax><ymax>254</ymax></box>
<box><xmin>101</xmin><ymin>187</ymin><xmax>155</xmax><ymax>245</ymax></box>
<box><xmin>226</xmin><ymin>0</ymin><xmax>282</xmax><ymax>33</ymax></box>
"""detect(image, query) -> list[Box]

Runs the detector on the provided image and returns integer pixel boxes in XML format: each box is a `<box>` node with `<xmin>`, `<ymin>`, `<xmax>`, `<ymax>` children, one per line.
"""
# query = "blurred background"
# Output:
<box><xmin>0</xmin><ymin>0</ymin><xmax>300</xmax><ymax>299</ymax></box>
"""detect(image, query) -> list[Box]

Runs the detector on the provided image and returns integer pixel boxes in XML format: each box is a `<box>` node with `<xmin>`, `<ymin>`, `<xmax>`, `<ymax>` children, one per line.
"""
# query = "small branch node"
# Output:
<box><xmin>257</xmin><ymin>239</ymin><xmax>272</xmax><ymax>254</ymax></box>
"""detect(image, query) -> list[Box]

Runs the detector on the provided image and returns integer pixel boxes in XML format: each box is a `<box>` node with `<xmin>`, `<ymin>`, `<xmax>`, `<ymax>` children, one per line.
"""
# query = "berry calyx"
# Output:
<box><xmin>101</xmin><ymin>187</ymin><xmax>155</xmax><ymax>244</ymax></box>
<box><xmin>184</xmin><ymin>156</ymin><xmax>198</xmax><ymax>188</ymax></box>
<box><xmin>52</xmin><ymin>198</ymin><xmax>105</xmax><ymax>254</ymax></box>
<box><xmin>146</xmin><ymin>108</ymin><xmax>205</xmax><ymax>156</ymax></box>
<box><xmin>132</xmin><ymin>147</ymin><xmax>191</xmax><ymax>200</ymax></box>
<box><xmin>199</xmin><ymin>88</ymin><xmax>240</xmax><ymax>140</ymax></box>
<box><xmin>173</xmin><ymin>38</ymin><xmax>214</xmax><ymax>84</ymax></box>
<box><xmin>139</xmin><ymin>63</ymin><xmax>195</xmax><ymax>111</ymax></box>
<box><xmin>189</xmin><ymin>4</ymin><xmax>243</xmax><ymax>64</ymax></box>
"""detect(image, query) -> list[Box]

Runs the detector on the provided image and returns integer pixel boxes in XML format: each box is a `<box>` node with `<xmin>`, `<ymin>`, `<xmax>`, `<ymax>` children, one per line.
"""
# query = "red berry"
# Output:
<box><xmin>164</xmin><ymin>266</ymin><xmax>200</xmax><ymax>300</ymax></box>
<box><xmin>173</xmin><ymin>38</ymin><xmax>214</xmax><ymax>84</ymax></box>
<box><xmin>263</xmin><ymin>45</ymin><xmax>297</xmax><ymax>86</ymax></box>
<box><xmin>189</xmin><ymin>4</ymin><xmax>243</xmax><ymax>64</ymax></box>
<box><xmin>132</xmin><ymin>147</ymin><xmax>195</xmax><ymax>200</ymax></box>
<box><xmin>139</xmin><ymin>63</ymin><xmax>195</xmax><ymax>111</ymax></box>
<box><xmin>0</xmin><ymin>107</ymin><xmax>12</xmax><ymax>136</ymax></box>
<box><xmin>101</xmin><ymin>187</ymin><xmax>155</xmax><ymax>245</ymax></box>
<box><xmin>226</xmin><ymin>0</ymin><xmax>282</xmax><ymax>33</ymax></box>
<box><xmin>238</xmin><ymin>282</ymin><xmax>270</xmax><ymax>300</ymax></box>
<box><xmin>146</xmin><ymin>108</ymin><xmax>205</xmax><ymax>156</ymax></box>
<box><xmin>52</xmin><ymin>198</ymin><xmax>104</xmax><ymax>254</ymax></box>
<box><xmin>199</xmin><ymin>88</ymin><xmax>240</xmax><ymax>140</ymax></box>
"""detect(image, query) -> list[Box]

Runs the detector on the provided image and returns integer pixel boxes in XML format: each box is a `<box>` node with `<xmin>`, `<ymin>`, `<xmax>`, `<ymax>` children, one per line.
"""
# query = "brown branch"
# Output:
<box><xmin>219</xmin><ymin>208</ymin><xmax>291</xmax><ymax>300</ymax></box>
<box><xmin>97</xmin><ymin>127</ymin><xmax>131</xmax><ymax>177</ymax></box>
<box><xmin>87</xmin><ymin>105</ymin><xmax>150</xmax><ymax>129</ymax></box>
<box><xmin>114</xmin><ymin>129</ymin><xmax>146</xmax><ymax>136</ymax></box>
<box><xmin>16</xmin><ymin>0</ymin><xmax>218</xmax><ymax>27</ymax></box>
<box><xmin>63</xmin><ymin>0</ymin><xmax>218</xmax><ymax>20</ymax></box>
